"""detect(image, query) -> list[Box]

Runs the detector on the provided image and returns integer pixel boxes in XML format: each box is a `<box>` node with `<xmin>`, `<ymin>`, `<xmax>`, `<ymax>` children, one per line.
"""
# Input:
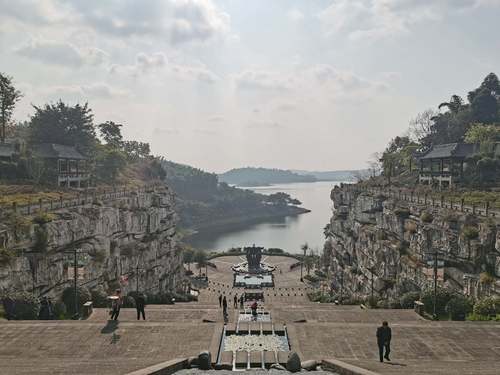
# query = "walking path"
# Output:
<box><xmin>1</xmin><ymin>255</ymin><xmax>499</xmax><ymax>374</ymax></box>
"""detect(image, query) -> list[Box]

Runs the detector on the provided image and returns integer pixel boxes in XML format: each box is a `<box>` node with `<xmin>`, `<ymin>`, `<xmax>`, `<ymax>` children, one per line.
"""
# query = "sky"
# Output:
<box><xmin>1</xmin><ymin>0</ymin><xmax>500</xmax><ymax>173</ymax></box>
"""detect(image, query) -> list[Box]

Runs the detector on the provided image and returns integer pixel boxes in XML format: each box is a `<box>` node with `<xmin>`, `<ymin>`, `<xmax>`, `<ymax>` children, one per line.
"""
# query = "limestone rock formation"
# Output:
<box><xmin>324</xmin><ymin>185</ymin><xmax>500</xmax><ymax>300</ymax></box>
<box><xmin>0</xmin><ymin>185</ymin><xmax>186</xmax><ymax>299</ymax></box>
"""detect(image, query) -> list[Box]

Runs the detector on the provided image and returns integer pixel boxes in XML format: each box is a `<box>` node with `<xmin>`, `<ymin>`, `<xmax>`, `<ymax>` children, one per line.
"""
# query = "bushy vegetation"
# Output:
<box><xmin>0</xmin><ymin>291</ymin><xmax>39</xmax><ymax>320</ymax></box>
<box><xmin>374</xmin><ymin>73</ymin><xmax>500</xmax><ymax>188</ymax></box>
<box><xmin>0</xmin><ymin>72</ymin><xmax>166</xmax><ymax>188</ymax></box>
<box><xmin>399</xmin><ymin>291</ymin><xmax>421</xmax><ymax>309</ymax></box>
<box><xmin>472</xmin><ymin>297</ymin><xmax>500</xmax><ymax>317</ymax></box>
<box><xmin>445</xmin><ymin>295</ymin><xmax>473</xmax><ymax>320</ymax></box>
<box><xmin>420</xmin><ymin>211</ymin><xmax>433</xmax><ymax>223</ymax></box>
<box><xmin>61</xmin><ymin>286</ymin><xmax>91</xmax><ymax>316</ymax></box>
<box><xmin>421</xmin><ymin>287</ymin><xmax>453</xmax><ymax>316</ymax></box>
<box><xmin>462</xmin><ymin>225</ymin><xmax>479</xmax><ymax>240</ymax></box>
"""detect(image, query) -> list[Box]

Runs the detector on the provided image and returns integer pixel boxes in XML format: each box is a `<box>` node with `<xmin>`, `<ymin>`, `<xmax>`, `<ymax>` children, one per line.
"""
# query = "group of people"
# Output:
<box><xmin>218</xmin><ymin>293</ymin><xmax>259</xmax><ymax>321</ymax></box>
<box><xmin>109</xmin><ymin>290</ymin><xmax>146</xmax><ymax>321</ymax></box>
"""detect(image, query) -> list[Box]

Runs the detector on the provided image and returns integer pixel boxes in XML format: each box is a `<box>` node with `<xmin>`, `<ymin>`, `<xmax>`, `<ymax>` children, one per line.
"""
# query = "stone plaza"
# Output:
<box><xmin>0</xmin><ymin>255</ymin><xmax>499</xmax><ymax>374</ymax></box>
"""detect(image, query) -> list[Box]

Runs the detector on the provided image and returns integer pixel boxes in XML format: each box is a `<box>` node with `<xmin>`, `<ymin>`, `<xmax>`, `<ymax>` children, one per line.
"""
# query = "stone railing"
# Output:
<box><xmin>340</xmin><ymin>183</ymin><xmax>499</xmax><ymax>218</ymax></box>
<box><xmin>0</xmin><ymin>183</ymin><xmax>164</xmax><ymax>216</ymax></box>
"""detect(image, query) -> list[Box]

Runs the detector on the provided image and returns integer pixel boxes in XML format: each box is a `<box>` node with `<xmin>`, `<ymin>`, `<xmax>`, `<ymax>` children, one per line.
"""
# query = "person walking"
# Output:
<box><xmin>218</xmin><ymin>294</ymin><xmax>222</xmax><ymax>308</ymax></box>
<box><xmin>135</xmin><ymin>293</ymin><xmax>146</xmax><ymax>320</ymax></box>
<box><xmin>222</xmin><ymin>296</ymin><xmax>228</xmax><ymax>314</ymax></box>
<box><xmin>250</xmin><ymin>300</ymin><xmax>258</xmax><ymax>320</ymax></box>
<box><xmin>376</xmin><ymin>321</ymin><xmax>392</xmax><ymax>362</ymax></box>
<box><xmin>110</xmin><ymin>290</ymin><xmax>122</xmax><ymax>321</ymax></box>
<box><xmin>234</xmin><ymin>294</ymin><xmax>238</xmax><ymax>308</ymax></box>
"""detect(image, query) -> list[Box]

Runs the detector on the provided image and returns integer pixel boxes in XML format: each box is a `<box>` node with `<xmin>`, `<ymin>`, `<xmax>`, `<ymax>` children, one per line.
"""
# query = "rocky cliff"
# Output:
<box><xmin>325</xmin><ymin>184</ymin><xmax>500</xmax><ymax>301</ymax></box>
<box><xmin>0</xmin><ymin>185</ymin><xmax>185</xmax><ymax>299</ymax></box>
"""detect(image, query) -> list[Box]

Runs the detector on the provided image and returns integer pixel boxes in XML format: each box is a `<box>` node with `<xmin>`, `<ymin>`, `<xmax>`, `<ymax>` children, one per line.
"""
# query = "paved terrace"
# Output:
<box><xmin>0</xmin><ymin>255</ymin><xmax>499</xmax><ymax>374</ymax></box>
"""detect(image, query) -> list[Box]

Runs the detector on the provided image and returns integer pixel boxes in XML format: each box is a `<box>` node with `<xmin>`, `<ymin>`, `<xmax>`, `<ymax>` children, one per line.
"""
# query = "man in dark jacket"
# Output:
<box><xmin>135</xmin><ymin>293</ymin><xmax>146</xmax><ymax>320</ymax></box>
<box><xmin>222</xmin><ymin>296</ymin><xmax>228</xmax><ymax>313</ymax></box>
<box><xmin>218</xmin><ymin>294</ymin><xmax>222</xmax><ymax>307</ymax></box>
<box><xmin>376</xmin><ymin>321</ymin><xmax>392</xmax><ymax>362</ymax></box>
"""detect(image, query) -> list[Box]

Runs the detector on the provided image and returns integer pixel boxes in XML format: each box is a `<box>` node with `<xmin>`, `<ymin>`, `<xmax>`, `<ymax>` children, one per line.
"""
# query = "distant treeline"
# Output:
<box><xmin>218</xmin><ymin>167</ymin><xmax>361</xmax><ymax>186</ymax></box>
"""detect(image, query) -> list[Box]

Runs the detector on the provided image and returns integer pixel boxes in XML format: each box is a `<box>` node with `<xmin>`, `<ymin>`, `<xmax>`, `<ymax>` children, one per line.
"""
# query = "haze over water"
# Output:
<box><xmin>186</xmin><ymin>181</ymin><xmax>344</xmax><ymax>254</ymax></box>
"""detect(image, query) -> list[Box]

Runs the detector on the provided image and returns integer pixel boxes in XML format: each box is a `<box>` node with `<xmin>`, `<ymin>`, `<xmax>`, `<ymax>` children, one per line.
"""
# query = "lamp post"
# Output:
<box><xmin>425</xmin><ymin>249</ymin><xmax>444</xmax><ymax>320</ymax></box>
<box><xmin>300</xmin><ymin>243</ymin><xmax>308</xmax><ymax>282</ymax></box>
<box><xmin>65</xmin><ymin>247</ymin><xmax>87</xmax><ymax>319</ymax></box>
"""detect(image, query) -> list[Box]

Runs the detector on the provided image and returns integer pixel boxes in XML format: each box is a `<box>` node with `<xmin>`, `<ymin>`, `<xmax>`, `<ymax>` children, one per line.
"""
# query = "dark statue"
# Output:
<box><xmin>245</xmin><ymin>245</ymin><xmax>264</xmax><ymax>273</ymax></box>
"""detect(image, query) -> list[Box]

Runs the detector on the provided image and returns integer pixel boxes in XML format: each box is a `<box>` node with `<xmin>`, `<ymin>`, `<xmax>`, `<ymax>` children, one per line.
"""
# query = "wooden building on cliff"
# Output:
<box><xmin>33</xmin><ymin>143</ymin><xmax>89</xmax><ymax>188</ymax></box>
<box><xmin>418</xmin><ymin>143</ymin><xmax>478</xmax><ymax>188</ymax></box>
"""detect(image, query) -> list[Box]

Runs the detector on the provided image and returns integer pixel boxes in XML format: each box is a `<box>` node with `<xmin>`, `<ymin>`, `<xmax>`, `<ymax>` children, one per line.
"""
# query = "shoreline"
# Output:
<box><xmin>182</xmin><ymin>205</ymin><xmax>310</xmax><ymax>236</ymax></box>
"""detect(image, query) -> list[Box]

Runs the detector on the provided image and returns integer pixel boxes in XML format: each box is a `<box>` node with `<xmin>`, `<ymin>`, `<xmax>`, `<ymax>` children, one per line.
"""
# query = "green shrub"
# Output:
<box><xmin>0</xmin><ymin>247</ymin><xmax>15</xmax><ymax>266</ymax></box>
<box><xmin>462</xmin><ymin>226</ymin><xmax>479</xmax><ymax>240</ymax></box>
<box><xmin>53</xmin><ymin>301</ymin><xmax>67</xmax><ymax>320</ymax></box>
<box><xmin>366</xmin><ymin>296</ymin><xmax>379</xmax><ymax>308</ymax></box>
<box><xmin>62</xmin><ymin>286</ymin><xmax>91</xmax><ymax>316</ymax></box>
<box><xmin>445</xmin><ymin>295</ymin><xmax>473</xmax><ymax>320</ymax></box>
<box><xmin>303</xmin><ymin>274</ymin><xmax>320</xmax><ymax>283</ymax></box>
<box><xmin>467</xmin><ymin>312</ymin><xmax>493</xmax><ymax>321</ymax></box>
<box><xmin>420</xmin><ymin>211</ymin><xmax>433</xmax><ymax>223</ymax></box>
<box><xmin>421</xmin><ymin>287</ymin><xmax>453</xmax><ymax>316</ymax></box>
<box><xmin>33</xmin><ymin>226</ymin><xmax>49</xmax><ymax>252</ymax></box>
<box><xmin>394</xmin><ymin>208</ymin><xmax>410</xmax><ymax>219</ymax></box>
<box><xmin>1</xmin><ymin>291</ymin><xmax>40</xmax><ymax>320</ymax></box>
<box><xmin>32</xmin><ymin>212</ymin><xmax>56</xmax><ymax>225</ymax></box>
<box><xmin>90</xmin><ymin>288</ymin><xmax>108</xmax><ymax>308</ymax></box>
<box><xmin>266</xmin><ymin>248</ymin><xmax>284</xmax><ymax>254</ymax></box>
<box><xmin>473</xmin><ymin>297</ymin><xmax>500</xmax><ymax>317</ymax></box>
<box><xmin>400</xmin><ymin>291</ymin><xmax>420</xmax><ymax>309</ymax></box>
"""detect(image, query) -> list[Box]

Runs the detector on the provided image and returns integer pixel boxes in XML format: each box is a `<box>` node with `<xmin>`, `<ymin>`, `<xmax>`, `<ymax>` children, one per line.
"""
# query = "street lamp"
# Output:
<box><xmin>300</xmin><ymin>243</ymin><xmax>308</xmax><ymax>282</ymax></box>
<box><xmin>65</xmin><ymin>247</ymin><xmax>88</xmax><ymax>319</ymax></box>
<box><xmin>426</xmin><ymin>250</ymin><xmax>445</xmax><ymax>320</ymax></box>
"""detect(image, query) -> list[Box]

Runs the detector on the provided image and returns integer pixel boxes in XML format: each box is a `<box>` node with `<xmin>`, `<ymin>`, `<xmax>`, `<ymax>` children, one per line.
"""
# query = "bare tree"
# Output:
<box><xmin>408</xmin><ymin>109</ymin><xmax>437</xmax><ymax>143</ymax></box>
<box><xmin>367</xmin><ymin>152</ymin><xmax>382</xmax><ymax>177</ymax></box>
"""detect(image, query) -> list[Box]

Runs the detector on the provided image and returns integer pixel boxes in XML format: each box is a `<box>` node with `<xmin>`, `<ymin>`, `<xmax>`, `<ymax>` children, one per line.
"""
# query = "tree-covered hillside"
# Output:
<box><xmin>162</xmin><ymin>161</ymin><xmax>308</xmax><ymax>229</ymax></box>
<box><xmin>376</xmin><ymin>72</ymin><xmax>500</xmax><ymax>187</ymax></box>
<box><xmin>219</xmin><ymin>167</ymin><xmax>317</xmax><ymax>186</ymax></box>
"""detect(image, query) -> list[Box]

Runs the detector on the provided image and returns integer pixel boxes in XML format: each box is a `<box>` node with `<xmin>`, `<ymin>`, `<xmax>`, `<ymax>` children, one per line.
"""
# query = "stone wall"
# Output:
<box><xmin>0</xmin><ymin>185</ymin><xmax>186</xmax><ymax>298</ymax></box>
<box><xmin>324</xmin><ymin>184</ymin><xmax>500</xmax><ymax>300</ymax></box>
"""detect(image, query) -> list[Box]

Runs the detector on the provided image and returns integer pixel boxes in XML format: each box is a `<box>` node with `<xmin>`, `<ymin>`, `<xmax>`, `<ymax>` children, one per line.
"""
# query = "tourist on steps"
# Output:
<box><xmin>110</xmin><ymin>290</ymin><xmax>122</xmax><ymax>321</ymax></box>
<box><xmin>218</xmin><ymin>294</ymin><xmax>222</xmax><ymax>307</ymax></box>
<box><xmin>376</xmin><ymin>321</ymin><xmax>392</xmax><ymax>362</ymax></box>
<box><xmin>250</xmin><ymin>300</ymin><xmax>258</xmax><ymax>320</ymax></box>
<box><xmin>222</xmin><ymin>296</ymin><xmax>228</xmax><ymax>314</ymax></box>
<box><xmin>239</xmin><ymin>294</ymin><xmax>244</xmax><ymax>309</ymax></box>
<box><xmin>233</xmin><ymin>294</ymin><xmax>238</xmax><ymax>308</ymax></box>
<box><xmin>135</xmin><ymin>293</ymin><xmax>146</xmax><ymax>320</ymax></box>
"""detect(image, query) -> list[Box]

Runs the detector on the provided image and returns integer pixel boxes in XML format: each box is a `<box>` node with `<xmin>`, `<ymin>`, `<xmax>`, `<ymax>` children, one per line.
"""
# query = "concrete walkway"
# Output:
<box><xmin>1</xmin><ymin>255</ymin><xmax>499</xmax><ymax>374</ymax></box>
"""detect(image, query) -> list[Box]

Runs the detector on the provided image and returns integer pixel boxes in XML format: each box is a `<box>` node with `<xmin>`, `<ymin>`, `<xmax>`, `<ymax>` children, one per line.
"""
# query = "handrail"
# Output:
<box><xmin>0</xmin><ymin>182</ymin><xmax>165</xmax><ymax>216</ymax></box>
<box><xmin>338</xmin><ymin>183</ymin><xmax>499</xmax><ymax>218</ymax></box>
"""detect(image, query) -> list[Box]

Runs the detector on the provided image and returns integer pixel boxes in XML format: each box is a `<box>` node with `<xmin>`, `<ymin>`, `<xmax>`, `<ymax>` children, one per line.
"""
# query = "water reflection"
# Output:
<box><xmin>185</xmin><ymin>181</ymin><xmax>344</xmax><ymax>254</ymax></box>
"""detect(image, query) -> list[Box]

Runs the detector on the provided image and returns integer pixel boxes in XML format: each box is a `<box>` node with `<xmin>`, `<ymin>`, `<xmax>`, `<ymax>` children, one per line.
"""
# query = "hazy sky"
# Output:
<box><xmin>1</xmin><ymin>0</ymin><xmax>500</xmax><ymax>173</ymax></box>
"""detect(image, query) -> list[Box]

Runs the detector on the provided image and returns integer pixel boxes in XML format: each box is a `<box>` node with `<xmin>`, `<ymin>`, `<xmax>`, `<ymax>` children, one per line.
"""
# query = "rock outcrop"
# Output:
<box><xmin>0</xmin><ymin>185</ymin><xmax>185</xmax><ymax>298</ymax></box>
<box><xmin>324</xmin><ymin>184</ymin><xmax>500</xmax><ymax>301</ymax></box>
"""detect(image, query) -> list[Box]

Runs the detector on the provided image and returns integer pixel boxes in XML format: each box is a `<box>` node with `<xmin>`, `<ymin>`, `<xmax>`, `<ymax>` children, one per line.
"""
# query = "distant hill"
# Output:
<box><xmin>161</xmin><ymin>161</ymin><xmax>308</xmax><ymax>230</ymax></box>
<box><xmin>291</xmin><ymin>169</ymin><xmax>367</xmax><ymax>182</ymax></box>
<box><xmin>218</xmin><ymin>167</ymin><xmax>317</xmax><ymax>186</ymax></box>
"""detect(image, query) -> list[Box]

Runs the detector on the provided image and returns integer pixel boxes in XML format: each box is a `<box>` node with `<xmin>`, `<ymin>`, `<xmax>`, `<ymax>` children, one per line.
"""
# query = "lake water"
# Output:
<box><xmin>186</xmin><ymin>181</ymin><xmax>344</xmax><ymax>254</ymax></box>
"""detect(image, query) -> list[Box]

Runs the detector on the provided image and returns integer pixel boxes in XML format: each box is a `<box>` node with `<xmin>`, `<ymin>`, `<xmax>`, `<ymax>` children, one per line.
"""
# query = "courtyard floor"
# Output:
<box><xmin>1</xmin><ymin>255</ymin><xmax>499</xmax><ymax>374</ymax></box>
